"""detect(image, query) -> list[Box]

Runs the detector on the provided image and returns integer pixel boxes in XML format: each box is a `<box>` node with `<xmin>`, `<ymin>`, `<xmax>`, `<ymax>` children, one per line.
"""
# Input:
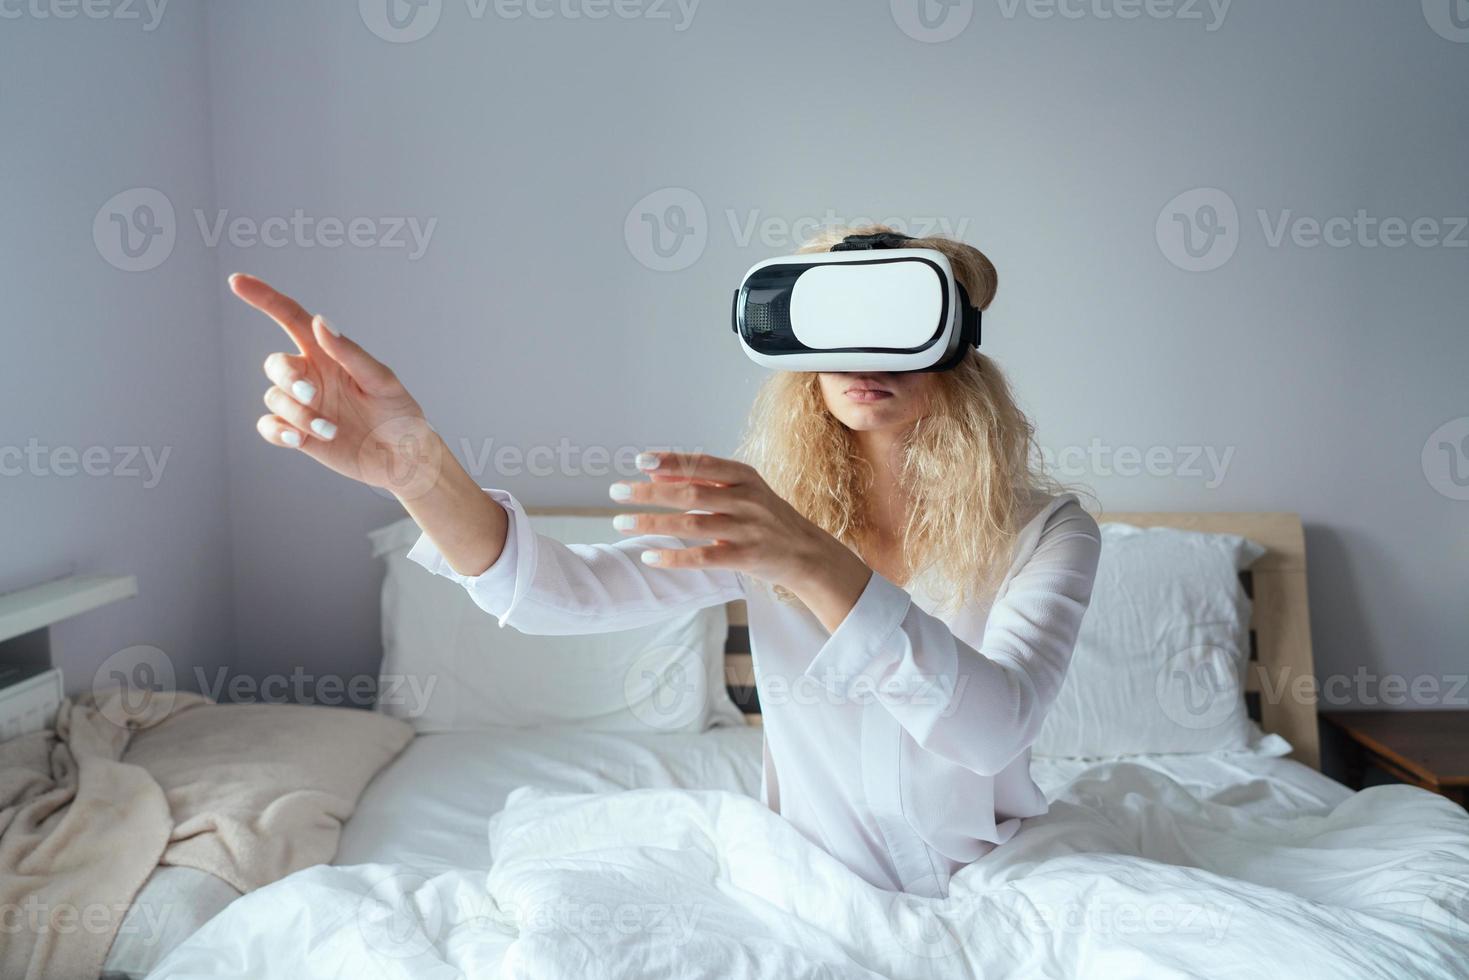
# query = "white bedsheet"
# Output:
<box><xmin>148</xmin><ymin>730</ymin><xmax>1469</xmax><ymax>980</ymax></box>
<box><xmin>337</xmin><ymin>725</ymin><xmax>1346</xmax><ymax>871</ymax></box>
<box><xmin>334</xmin><ymin>725</ymin><xmax>765</xmax><ymax>872</ymax></box>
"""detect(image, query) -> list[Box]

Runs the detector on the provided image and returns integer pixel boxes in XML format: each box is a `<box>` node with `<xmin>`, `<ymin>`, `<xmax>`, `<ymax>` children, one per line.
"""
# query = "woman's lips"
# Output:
<box><xmin>844</xmin><ymin>386</ymin><xmax>893</xmax><ymax>403</ymax></box>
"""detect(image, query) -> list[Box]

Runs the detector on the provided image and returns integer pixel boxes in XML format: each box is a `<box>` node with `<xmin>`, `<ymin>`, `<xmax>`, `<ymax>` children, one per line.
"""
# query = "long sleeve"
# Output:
<box><xmin>406</xmin><ymin>489</ymin><xmax>744</xmax><ymax>634</ymax></box>
<box><xmin>799</xmin><ymin>498</ymin><xmax>1100</xmax><ymax>777</ymax></box>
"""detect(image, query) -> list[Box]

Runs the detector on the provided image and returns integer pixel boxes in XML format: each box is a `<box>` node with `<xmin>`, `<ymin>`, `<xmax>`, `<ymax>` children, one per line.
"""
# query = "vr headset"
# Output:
<box><xmin>732</xmin><ymin>231</ymin><xmax>982</xmax><ymax>372</ymax></box>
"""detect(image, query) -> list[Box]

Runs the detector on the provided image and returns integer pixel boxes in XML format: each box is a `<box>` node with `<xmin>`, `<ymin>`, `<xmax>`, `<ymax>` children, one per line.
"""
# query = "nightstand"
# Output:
<box><xmin>0</xmin><ymin>573</ymin><xmax>138</xmax><ymax>734</ymax></box>
<box><xmin>1321</xmin><ymin>710</ymin><xmax>1469</xmax><ymax>807</ymax></box>
<box><xmin>0</xmin><ymin>664</ymin><xmax>64</xmax><ymax>740</ymax></box>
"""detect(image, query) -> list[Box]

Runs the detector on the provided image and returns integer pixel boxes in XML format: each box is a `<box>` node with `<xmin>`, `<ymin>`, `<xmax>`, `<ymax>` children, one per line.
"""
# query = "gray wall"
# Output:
<box><xmin>0</xmin><ymin>1</ymin><xmax>237</xmax><ymax>692</ymax></box>
<box><xmin>6</xmin><ymin>0</ymin><xmax>1467</xmax><ymax>712</ymax></box>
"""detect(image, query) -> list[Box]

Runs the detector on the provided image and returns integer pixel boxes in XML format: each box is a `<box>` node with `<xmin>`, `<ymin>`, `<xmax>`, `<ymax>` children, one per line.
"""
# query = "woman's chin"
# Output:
<box><xmin>836</xmin><ymin>405</ymin><xmax>915</xmax><ymax>432</ymax></box>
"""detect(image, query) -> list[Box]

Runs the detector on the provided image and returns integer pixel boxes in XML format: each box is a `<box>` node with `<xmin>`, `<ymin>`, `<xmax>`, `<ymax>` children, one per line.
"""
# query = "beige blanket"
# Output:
<box><xmin>0</xmin><ymin>690</ymin><xmax>412</xmax><ymax>980</ymax></box>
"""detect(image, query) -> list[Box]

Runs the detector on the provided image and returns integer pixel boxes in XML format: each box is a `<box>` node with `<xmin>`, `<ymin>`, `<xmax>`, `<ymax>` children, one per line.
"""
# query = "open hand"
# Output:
<box><xmin>608</xmin><ymin>452</ymin><xmax>872</xmax><ymax>625</ymax></box>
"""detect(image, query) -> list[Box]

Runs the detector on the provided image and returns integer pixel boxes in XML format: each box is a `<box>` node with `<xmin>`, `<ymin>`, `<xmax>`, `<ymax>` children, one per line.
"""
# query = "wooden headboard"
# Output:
<box><xmin>530</xmin><ymin>508</ymin><xmax>1321</xmax><ymax>770</ymax></box>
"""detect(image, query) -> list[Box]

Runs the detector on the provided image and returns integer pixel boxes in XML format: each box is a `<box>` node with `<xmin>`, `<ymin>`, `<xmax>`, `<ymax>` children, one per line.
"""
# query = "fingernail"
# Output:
<box><xmin>310</xmin><ymin>418</ymin><xmax>337</xmax><ymax>441</ymax></box>
<box><xmin>609</xmin><ymin>483</ymin><xmax>634</xmax><ymax>502</ymax></box>
<box><xmin>315</xmin><ymin>314</ymin><xmax>341</xmax><ymax>338</ymax></box>
<box><xmin>640</xmin><ymin>550</ymin><xmax>662</xmax><ymax>565</ymax></box>
<box><xmin>613</xmin><ymin>514</ymin><xmax>636</xmax><ymax>532</ymax></box>
<box><xmin>635</xmin><ymin>452</ymin><xmax>661</xmax><ymax>471</ymax></box>
<box><xmin>228</xmin><ymin>273</ymin><xmax>242</xmax><ymax>286</ymax></box>
<box><xmin>291</xmin><ymin>379</ymin><xmax>317</xmax><ymax>404</ymax></box>
<box><xmin>280</xmin><ymin>429</ymin><xmax>302</xmax><ymax>448</ymax></box>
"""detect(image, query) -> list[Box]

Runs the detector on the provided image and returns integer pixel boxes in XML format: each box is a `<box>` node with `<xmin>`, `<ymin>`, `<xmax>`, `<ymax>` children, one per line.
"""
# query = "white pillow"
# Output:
<box><xmin>369</xmin><ymin>515</ymin><xmax>742</xmax><ymax>734</ymax></box>
<box><xmin>1034</xmin><ymin>523</ymin><xmax>1271</xmax><ymax>758</ymax></box>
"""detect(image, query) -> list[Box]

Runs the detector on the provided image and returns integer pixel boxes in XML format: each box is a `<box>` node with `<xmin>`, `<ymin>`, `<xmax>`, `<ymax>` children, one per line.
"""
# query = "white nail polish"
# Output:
<box><xmin>635</xmin><ymin>452</ymin><xmax>661</xmax><ymax>471</ymax></box>
<box><xmin>613</xmin><ymin>514</ymin><xmax>636</xmax><ymax>532</ymax></box>
<box><xmin>315</xmin><ymin>314</ymin><xmax>341</xmax><ymax>338</ymax></box>
<box><xmin>609</xmin><ymin>483</ymin><xmax>633</xmax><ymax>502</ymax></box>
<box><xmin>291</xmin><ymin>379</ymin><xmax>317</xmax><ymax>404</ymax></box>
<box><xmin>310</xmin><ymin>418</ymin><xmax>337</xmax><ymax>440</ymax></box>
<box><xmin>280</xmin><ymin>429</ymin><xmax>302</xmax><ymax>447</ymax></box>
<box><xmin>641</xmin><ymin>550</ymin><xmax>662</xmax><ymax>565</ymax></box>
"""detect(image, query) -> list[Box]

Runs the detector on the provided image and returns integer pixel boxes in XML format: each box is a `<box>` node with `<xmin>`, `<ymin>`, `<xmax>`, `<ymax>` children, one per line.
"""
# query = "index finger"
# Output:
<box><xmin>229</xmin><ymin>273</ymin><xmax>317</xmax><ymax>355</ymax></box>
<box><xmin>639</xmin><ymin>452</ymin><xmax>755</xmax><ymax>486</ymax></box>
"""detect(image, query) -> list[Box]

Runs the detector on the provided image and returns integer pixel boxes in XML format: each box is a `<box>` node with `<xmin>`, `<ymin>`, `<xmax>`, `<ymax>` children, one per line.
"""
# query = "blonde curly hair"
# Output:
<box><xmin>738</xmin><ymin>225</ymin><xmax>1059</xmax><ymax>606</ymax></box>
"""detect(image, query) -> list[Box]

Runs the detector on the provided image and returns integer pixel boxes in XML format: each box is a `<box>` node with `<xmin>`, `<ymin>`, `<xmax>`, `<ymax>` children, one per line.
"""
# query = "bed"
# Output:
<box><xmin>137</xmin><ymin>510</ymin><xmax>1469</xmax><ymax>979</ymax></box>
<box><xmin>332</xmin><ymin>726</ymin><xmax>1353</xmax><ymax>870</ymax></box>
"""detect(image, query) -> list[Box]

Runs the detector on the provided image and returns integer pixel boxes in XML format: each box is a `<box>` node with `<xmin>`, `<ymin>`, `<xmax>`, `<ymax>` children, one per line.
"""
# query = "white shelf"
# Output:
<box><xmin>0</xmin><ymin>574</ymin><xmax>138</xmax><ymax>645</ymax></box>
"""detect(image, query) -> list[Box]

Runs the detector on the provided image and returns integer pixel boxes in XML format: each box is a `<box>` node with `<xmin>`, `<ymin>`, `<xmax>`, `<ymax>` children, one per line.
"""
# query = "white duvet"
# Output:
<box><xmin>149</xmin><ymin>762</ymin><xmax>1469</xmax><ymax>979</ymax></box>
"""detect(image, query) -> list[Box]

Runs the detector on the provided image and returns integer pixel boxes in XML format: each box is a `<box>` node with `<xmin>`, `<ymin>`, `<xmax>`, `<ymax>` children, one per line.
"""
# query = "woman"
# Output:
<box><xmin>232</xmin><ymin>227</ymin><xmax>1101</xmax><ymax>898</ymax></box>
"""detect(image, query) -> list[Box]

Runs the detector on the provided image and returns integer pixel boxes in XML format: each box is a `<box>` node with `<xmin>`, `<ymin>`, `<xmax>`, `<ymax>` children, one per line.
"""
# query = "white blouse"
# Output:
<box><xmin>407</xmin><ymin>490</ymin><xmax>1101</xmax><ymax>898</ymax></box>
